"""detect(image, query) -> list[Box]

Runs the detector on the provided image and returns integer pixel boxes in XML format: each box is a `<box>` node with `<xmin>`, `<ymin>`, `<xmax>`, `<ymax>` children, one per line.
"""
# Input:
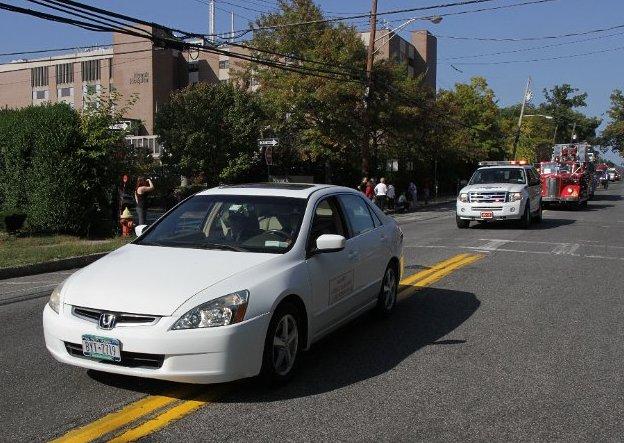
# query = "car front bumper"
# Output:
<box><xmin>456</xmin><ymin>200</ymin><xmax>524</xmax><ymax>221</ymax></box>
<box><xmin>43</xmin><ymin>304</ymin><xmax>270</xmax><ymax>384</ymax></box>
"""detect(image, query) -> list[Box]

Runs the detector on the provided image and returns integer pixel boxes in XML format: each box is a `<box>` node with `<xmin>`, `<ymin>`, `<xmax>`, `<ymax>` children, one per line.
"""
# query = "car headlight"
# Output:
<box><xmin>49</xmin><ymin>281</ymin><xmax>65</xmax><ymax>314</ymax></box>
<box><xmin>171</xmin><ymin>290</ymin><xmax>249</xmax><ymax>330</ymax></box>
<box><xmin>509</xmin><ymin>192</ymin><xmax>523</xmax><ymax>202</ymax></box>
<box><xmin>458</xmin><ymin>193</ymin><xmax>468</xmax><ymax>203</ymax></box>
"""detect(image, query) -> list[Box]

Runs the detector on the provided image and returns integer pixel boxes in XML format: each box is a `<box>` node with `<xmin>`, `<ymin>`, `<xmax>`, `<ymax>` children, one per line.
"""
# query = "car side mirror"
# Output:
<box><xmin>315</xmin><ymin>234</ymin><xmax>346</xmax><ymax>254</ymax></box>
<box><xmin>134</xmin><ymin>224</ymin><xmax>147</xmax><ymax>237</ymax></box>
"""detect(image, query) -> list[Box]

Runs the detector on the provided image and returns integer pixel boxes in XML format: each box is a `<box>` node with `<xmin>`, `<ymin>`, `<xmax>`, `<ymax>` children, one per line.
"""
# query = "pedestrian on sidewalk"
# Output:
<box><xmin>135</xmin><ymin>177</ymin><xmax>155</xmax><ymax>226</ymax></box>
<box><xmin>387</xmin><ymin>182</ymin><xmax>396</xmax><ymax>210</ymax></box>
<box><xmin>408</xmin><ymin>181</ymin><xmax>418</xmax><ymax>210</ymax></box>
<box><xmin>357</xmin><ymin>177</ymin><xmax>368</xmax><ymax>193</ymax></box>
<box><xmin>375</xmin><ymin>177</ymin><xmax>388</xmax><ymax>211</ymax></box>
<box><xmin>365</xmin><ymin>179</ymin><xmax>375</xmax><ymax>200</ymax></box>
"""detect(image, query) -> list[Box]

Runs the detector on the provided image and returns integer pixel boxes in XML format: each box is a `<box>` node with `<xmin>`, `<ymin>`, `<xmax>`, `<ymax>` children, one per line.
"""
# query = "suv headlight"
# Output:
<box><xmin>458</xmin><ymin>193</ymin><xmax>468</xmax><ymax>203</ymax></box>
<box><xmin>509</xmin><ymin>192</ymin><xmax>523</xmax><ymax>202</ymax></box>
<box><xmin>49</xmin><ymin>281</ymin><xmax>65</xmax><ymax>314</ymax></box>
<box><xmin>171</xmin><ymin>290</ymin><xmax>249</xmax><ymax>330</ymax></box>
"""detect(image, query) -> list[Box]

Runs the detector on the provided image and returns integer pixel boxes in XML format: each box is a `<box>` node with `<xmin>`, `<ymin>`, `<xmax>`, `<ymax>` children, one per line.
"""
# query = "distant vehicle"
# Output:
<box><xmin>607</xmin><ymin>168</ymin><xmax>619</xmax><ymax>182</ymax></box>
<box><xmin>599</xmin><ymin>171</ymin><xmax>609</xmax><ymax>190</ymax></box>
<box><xmin>540</xmin><ymin>143</ymin><xmax>594</xmax><ymax>209</ymax></box>
<box><xmin>456</xmin><ymin>161</ymin><xmax>542</xmax><ymax>229</ymax></box>
<box><xmin>43</xmin><ymin>184</ymin><xmax>404</xmax><ymax>384</ymax></box>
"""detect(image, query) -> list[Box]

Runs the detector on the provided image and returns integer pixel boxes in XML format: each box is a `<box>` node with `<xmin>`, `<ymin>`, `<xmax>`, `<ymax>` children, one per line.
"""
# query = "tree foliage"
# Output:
<box><xmin>601</xmin><ymin>89</ymin><xmax>624</xmax><ymax>153</ymax></box>
<box><xmin>155</xmin><ymin>82</ymin><xmax>265</xmax><ymax>185</ymax></box>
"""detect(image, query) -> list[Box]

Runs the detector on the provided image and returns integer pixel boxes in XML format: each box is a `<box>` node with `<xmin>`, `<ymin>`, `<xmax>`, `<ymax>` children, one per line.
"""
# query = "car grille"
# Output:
<box><xmin>72</xmin><ymin>306</ymin><xmax>160</xmax><ymax>326</ymax></box>
<box><xmin>547</xmin><ymin>177</ymin><xmax>558</xmax><ymax>197</ymax></box>
<box><xmin>64</xmin><ymin>342</ymin><xmax>164</xmax><ymax>369</ymax></box>
<box><xmin>468</xmin><ymin>192</ymin><xmax>508</xmax><ymax>203</ymax></box>
<box><xmin>471</xmin><ymin>206</ymin><xmax>504</xmax><ymax>211</ymax></box>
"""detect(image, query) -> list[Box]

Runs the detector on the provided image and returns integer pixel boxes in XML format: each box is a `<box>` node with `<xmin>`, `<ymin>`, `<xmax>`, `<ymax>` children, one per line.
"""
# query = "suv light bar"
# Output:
<box><xmin>478</xmin><ymin>160</ymin><xmax>528</xmax><ymax>166</ymax></box>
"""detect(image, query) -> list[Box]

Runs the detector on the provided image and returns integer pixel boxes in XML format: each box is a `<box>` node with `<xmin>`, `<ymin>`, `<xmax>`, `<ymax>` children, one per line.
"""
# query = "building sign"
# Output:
<box><xmin>130</xmin><ymin>72</ymin><xmax>150</xmax><ymax>85</ymax></box>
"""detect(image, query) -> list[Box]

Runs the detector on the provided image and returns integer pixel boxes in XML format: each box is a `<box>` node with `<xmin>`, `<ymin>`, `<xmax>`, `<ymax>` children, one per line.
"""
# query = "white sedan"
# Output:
<box><xmin>43</xmin><ymin>184</ymin><xmax>404</xmax><ymax>384</ymax></box>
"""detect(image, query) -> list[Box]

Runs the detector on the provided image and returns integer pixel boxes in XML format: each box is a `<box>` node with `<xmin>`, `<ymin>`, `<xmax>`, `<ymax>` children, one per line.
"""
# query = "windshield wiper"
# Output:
<box><xmin>197</xmin><ymin>243</ymin><xmax>248</xmax><ymax>252</ymax></box>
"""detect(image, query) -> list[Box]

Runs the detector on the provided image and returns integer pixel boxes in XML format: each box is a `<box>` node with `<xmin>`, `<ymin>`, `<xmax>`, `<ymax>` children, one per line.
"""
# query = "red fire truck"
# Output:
<box><xmin>539</xmin><ymin>143</ymin><xmax>596</xmax><ymax>208</ymax></box>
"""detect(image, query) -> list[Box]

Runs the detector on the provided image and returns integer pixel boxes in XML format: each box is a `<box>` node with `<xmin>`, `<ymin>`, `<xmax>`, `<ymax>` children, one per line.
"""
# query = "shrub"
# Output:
<box><xmin>0</xmin><ymin>211</ymin><xmax>26</xmax><ymax>233</ymax></box>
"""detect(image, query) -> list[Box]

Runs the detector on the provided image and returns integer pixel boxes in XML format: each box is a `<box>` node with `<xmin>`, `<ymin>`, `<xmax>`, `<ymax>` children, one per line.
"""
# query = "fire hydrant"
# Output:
<box><xmin>120</xmin><ymin>207</ymin><xmax>134</xmax><ymax>237</ymax></box>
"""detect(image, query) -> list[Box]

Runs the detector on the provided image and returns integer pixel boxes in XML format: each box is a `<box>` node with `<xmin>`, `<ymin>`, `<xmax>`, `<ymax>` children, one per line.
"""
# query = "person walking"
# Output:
<box><xmin>365</xmin><ymin>179</ymin><xmax>375</xmax><ymax>200</ymax></box>
<box><xmin>408</xmin><ymin>181</ymin><xmax>418</xmax><ymax>210</ymax></box>
<box><xmin>374</xmin><ymin>177</ymin><xmax>388</xmax><ymax>211</ymax></box>
<box><xmin>358</xmin><ymin>177</ymin><xmax>368</xmax><ymax>193</ymax></box>
<box><xmin>135</xmin><ymin>177</ymin><xmax>155</xmax><ymax>226</ymax></box>
<box><xmin>387</xmin><ymin>182</ymin><xmax>396</xmax><ymax>210</ymax></box>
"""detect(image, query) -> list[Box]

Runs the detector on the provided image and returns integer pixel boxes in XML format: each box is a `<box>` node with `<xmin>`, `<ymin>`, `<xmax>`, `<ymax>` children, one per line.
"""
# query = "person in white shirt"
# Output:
<box><xmin>374</xmin><ymin>177</ymin><xmax>388</xmax><ymax>211</ymax></box>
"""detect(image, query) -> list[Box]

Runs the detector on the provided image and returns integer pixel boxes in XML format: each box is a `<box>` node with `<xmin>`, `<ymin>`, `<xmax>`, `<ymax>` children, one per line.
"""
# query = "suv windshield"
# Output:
<box><xmin>136</xmin><ymin>195</ymin><xmax>307</xmax><ymax>254</ymax></box>
<box><xmin>469</xmin><ymin>167</ymin><xmax>526</xmax><ymax>185</ymax></box>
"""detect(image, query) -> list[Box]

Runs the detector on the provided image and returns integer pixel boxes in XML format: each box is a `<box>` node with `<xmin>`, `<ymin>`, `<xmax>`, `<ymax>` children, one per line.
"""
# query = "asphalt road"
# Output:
<box><xmin>2</xmin><ymin>183</ymin><xmax>624</xmax><ymax>441</ymax></box>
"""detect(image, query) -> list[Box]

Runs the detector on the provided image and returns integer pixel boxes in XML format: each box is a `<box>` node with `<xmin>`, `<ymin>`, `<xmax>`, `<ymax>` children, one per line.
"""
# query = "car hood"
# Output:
<box><xmin>63</xmin><ymin>244</ymin><xmax>278</xmax><ymax>316</ymax></box>
<box><xmin>460</xmin><ymin>183</ymin><xmax>526</xmax><ymax>193</ymax></box>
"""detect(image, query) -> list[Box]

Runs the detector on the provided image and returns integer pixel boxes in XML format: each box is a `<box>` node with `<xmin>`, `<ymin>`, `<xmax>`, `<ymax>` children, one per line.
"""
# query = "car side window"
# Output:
<box><xmin>308</xmin><ymin>197</ymin><xmax>347</xmax><ymax>251</ymax></box>
<box><xmin>339</xmin><ymin>194</ymin><xmax>375</xmax><ymax>236</ymax></box>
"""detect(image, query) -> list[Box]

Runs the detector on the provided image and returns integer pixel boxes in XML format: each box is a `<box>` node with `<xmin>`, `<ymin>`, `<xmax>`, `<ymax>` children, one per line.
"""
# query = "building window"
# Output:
<box><xmin>219</xmin><ymin>60</ymin><xmax>230</xmax><ymax>69</ymax></box>
<box><xmin>58</xmin><ymin>87</ymin><xmax>73</xmax><ymax>98</ymax></box>
<box><xmin>109</xmin><ymin>59</ymin><xmax>113</xmax><ymax>79</ymax></box>
<box><xmin>82</xmin><ymin>83</ymin><xmax>101</xmax><ymax>109</ymax></box>
<box><xmin>31</xmin><ymin>66</ymin><xmax>49</xmax><ymax>87</ymax></box>
<box><xmin>55</xmin><ymin>63</ymin><xmax>74</xmax><ymax>84</ymax></box>
<box><xmin>81</xmin><ymin>59</ymin><xmax>101</xmax><ymax>82</ymax></box>
<box><xmin>188</xmin><ymin>61</ymin><xmax>199</xmax><ymax>85</ymax></box>
<box><xmin>32</xmin><ymin>89</ymin><xmax>48</xmax><ymax>100</ymax></box>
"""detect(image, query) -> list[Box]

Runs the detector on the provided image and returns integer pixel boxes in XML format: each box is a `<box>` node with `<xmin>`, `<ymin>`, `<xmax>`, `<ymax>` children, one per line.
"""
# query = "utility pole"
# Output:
<box><xmin>511</xmin><ymin>76</ymin><xmax>532</xmax><ymax>160</ymax></box>
<box><xmin>362</xmin><ymin>0</ymin><xmax>378</xmax><ymax>176</ymax></box>
<box><xmin>230</xmin><ymin>11</ymin><xmax>234</xmax><ymax>40</ymax></box>
<box><xmin>208</xmin><ymin>0</ymin><xmax>215</xmax><ymax>43</ymax></box>
<box><xmin>570</xmin><ymin>122</ymin><xmax>577</xmax><ymax>142</ymax></box>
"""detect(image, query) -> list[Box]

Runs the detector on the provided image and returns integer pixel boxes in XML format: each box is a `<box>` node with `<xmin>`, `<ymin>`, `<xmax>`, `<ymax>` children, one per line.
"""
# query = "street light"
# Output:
<box><xmin>372</xmin><ymin>15</ymin><xmax>443</xmax><ymax>55</ymax></box>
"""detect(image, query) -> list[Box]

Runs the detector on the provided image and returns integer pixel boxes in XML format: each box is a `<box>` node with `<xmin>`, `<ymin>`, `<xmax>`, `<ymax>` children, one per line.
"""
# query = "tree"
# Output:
<box><xmin>600</xmin><ymin>89</ymin><xmax>624</xmax><ymax>153</ymax></box>
<box><xmin>541</xmin><ymin>84</ymin><xmax>601</xmax><ymax>144</ymax></box>
<box><xmin>243</xmin><ymin>0</ymin><xmax>367</xmax><ymax>184</ymax></box>
<box><xmin>155</xmin><ymin>82</ymin><xmax>264</xmax><ymax>185</ymax></box>
<box><xmin>499</xmin><ymin>104</ymin><xmax>556</xmax><ymax>162</ymax></box>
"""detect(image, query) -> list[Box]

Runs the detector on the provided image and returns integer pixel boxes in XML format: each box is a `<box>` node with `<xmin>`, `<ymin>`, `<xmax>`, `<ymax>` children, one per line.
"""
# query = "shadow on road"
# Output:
<box><xmin>470</xmin><ymin>218</ymin><xmax>574</xmax><ymax>230</ymax></box>
<box><xmin>590</xmin><ymin>193</ymin><xmax>621</xmax><ymax>202</ymax></box>
<box><xmin>89</xmin><ymin>287</ymin><xmax>480</xmax><ymax>400</ymax></box>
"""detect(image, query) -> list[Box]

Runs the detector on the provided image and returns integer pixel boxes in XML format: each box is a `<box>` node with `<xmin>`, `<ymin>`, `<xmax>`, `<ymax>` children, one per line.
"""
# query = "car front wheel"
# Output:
<box><xmin>519</xmin><ymin>202</ymin><xmax>531</xmax><ymax>229</ymax></box>
<box><xmin>260</xmin><ymin>303</ymin><xmax>301</xmax><ymax>385</ymax></box>
<box><xmin>456</xmin><ymin>215</ymin><xmax>470</xmax><ymax>229</ymax></box>
<box><xmin>376</xmin><ymin>264</ymin><xmax>398</xmax><ymax>316</ymax></box>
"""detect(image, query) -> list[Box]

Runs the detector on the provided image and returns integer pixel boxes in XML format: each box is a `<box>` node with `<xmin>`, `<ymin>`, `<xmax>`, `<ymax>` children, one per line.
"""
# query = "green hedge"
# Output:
<box><xmin>0</xmin><ymin>104</ymin><xmax>110</xmax><ymax>236</ymax></box>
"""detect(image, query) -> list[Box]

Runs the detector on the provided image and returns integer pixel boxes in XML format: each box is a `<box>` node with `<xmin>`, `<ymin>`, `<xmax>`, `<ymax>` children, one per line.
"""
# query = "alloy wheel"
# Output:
<box><xmin>272</xmin><ymin>314</ymin><xmax>299</xmax><ymax>376</ymax></box>
<box><xmin>382</xmin><ymin>267</ymin><xmax>398</xmax><ymax>310</ymax></box>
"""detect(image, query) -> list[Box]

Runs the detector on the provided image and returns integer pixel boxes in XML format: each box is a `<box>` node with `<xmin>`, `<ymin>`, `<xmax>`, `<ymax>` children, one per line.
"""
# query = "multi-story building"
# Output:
<box><xmin>360</xmin><ymin>29</ymin><xmax>437</xmax><ymax>89</ymax></box>
<box><xmin>0</xmin><ymin>25</ymin><xmax>437</xmax><ymax>148</ymax></box>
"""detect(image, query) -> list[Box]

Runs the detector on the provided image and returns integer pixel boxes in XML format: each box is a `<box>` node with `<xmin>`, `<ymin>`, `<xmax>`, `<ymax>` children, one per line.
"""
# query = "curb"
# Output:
<box><xmin>389</xmin><ymin>197</ymin><xmax>456</xmax><ymax>216</ymax></box>
<box><xmin>0</xmin><ymin>252</ymin><xmax>108</xmax><ymax>280</ymax></box>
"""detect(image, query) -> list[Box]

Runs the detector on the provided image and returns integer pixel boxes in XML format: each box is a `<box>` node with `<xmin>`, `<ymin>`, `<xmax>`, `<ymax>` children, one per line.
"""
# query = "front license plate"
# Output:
<box><xmin>82</xmin><ymin>335</ymin><xmax>121</xmax><ymax>362</ymax></box>
<box><xmin>480</xmin><ymin>211</ymin><xmax>494</xmax><ymax>219</ymax></box>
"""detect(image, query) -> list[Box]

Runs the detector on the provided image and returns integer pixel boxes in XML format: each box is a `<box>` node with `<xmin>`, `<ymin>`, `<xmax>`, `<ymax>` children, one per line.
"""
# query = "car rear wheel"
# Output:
<box><xmin>260</xmin><ymin>303</ymin><xmax>301</xmax><ymax>385</ymax></box>
<box><xmin>456</xmin><ymin>215</ymin><xmax>470</xmax><ymax>229</ymax></box>
<box><xmin>376</xmin><ymin>264</ymin><xmax>398</xmax><ymax>316</ymax></box>
<box><xmin>533</xmin><ymin>201</ymin><xmax>543</xmax><ymax>223</ymax></box>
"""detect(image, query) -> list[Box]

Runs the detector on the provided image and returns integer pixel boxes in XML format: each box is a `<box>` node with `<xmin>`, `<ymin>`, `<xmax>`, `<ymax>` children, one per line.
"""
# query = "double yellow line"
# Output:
<box><xmin>398</xmin><ymin>253</ymin><xmax>483</xmax><ymax>299</ymax></box>
<box><xmin>51</xmin><ymin>253</ymin><xmax>482</xmax><ymax>443</ymax></box>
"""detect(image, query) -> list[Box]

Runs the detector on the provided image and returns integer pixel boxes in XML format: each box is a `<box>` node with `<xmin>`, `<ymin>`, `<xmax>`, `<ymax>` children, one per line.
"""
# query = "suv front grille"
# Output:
<box><xmin>64</xmin><ymin>342</ymin><xmax>164</xmax><ymax>369</ymax></box>
<box><xmin>468</xmin><ymin>192</ymin><xmax>508</xmax><ymax>203</ymax></box>
<box><xmin>72</xmin><ymin>306</ymin><xmax>160</xmax><ymax>326</ymax></box>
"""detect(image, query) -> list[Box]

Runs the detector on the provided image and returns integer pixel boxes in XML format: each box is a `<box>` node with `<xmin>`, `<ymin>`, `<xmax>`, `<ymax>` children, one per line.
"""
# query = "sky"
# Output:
<box><xmin>0</xmin><ymin>0</ymin><xmax>622</xmax><ymax>163</ymax></box>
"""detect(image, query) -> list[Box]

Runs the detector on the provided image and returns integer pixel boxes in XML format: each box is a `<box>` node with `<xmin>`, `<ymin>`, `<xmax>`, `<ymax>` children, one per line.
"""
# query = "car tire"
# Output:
<box><xmin>519</xmin><ymin>202</ymin><xmax>531</xmax><ymax>229</ymax></box>
<box><xmin>533</xmin><ymin>201</ymin><xmax>543</xmax><ymax>223</ymax></box>
<box><xmin>376</xmin><ymin>263</ymin><xmax>398</xmax><ymax>317</ymax></box>
<box><xmin>456</xmin><ymin>215</ymin><xmax>470</xmax><ymax>229</ymax></box>
<box><xmin>260</xmin><ymin>302</ymin><xmax>302</xmax><ymax>385</ymax></box>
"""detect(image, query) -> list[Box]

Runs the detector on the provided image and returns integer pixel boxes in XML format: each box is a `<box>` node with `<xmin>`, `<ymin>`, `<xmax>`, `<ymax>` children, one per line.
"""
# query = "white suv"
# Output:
<box><xmin>456</xmin><ymin>162</ymin><xmax>542</xmax><ymax>229</ymax></box>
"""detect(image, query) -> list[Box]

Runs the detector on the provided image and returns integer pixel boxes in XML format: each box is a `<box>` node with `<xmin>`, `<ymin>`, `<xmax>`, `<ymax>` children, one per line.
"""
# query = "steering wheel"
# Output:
<box><xmin>265</xmin><ymin>229</ymin><xmax>292</xmax><ymax>241</ymax></box>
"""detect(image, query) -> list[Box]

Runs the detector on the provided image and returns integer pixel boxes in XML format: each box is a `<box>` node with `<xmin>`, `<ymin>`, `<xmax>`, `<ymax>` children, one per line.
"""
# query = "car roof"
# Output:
<box><xmin>197</xmin><ymin>183</ymin><xmax>355</xmax><ymax>199</ymax></box>
<box><xmin>477</xmin><ymin>165</ymin><xmax>532</xmax><ymax>170</ymax></box>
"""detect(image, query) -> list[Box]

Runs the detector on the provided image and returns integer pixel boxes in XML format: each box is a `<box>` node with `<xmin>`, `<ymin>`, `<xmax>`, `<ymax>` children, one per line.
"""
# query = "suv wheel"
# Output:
<box><xmin>456</xmin><ymin>215</ymin><xmax>470</xmax><ymax>229</ymax></box>
<box><xmin>533</xmin><ymin>201</ymin><xmax>543</xmax><ymax>223</ymax></box>
<box><xmin>519</xmin><ymin>203</ymin><xmax>531</xmax><ymax>229</ymax></box>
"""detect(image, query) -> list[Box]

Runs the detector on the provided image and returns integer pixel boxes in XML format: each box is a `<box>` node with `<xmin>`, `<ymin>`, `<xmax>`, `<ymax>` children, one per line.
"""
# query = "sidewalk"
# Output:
<box><xmin>386</xmin><ymin>195</ymin><xmax>456</xmax><ymax>216</ymax></box>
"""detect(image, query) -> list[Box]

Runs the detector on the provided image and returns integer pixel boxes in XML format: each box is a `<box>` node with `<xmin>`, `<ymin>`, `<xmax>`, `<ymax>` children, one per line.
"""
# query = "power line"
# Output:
<box><xmin>449</xmin><ymin>45</ymin><xmax>624</xmax><ymax>65</ymax></box>
<box><xmin>440</xmin><ymin>30</ymin><xmax>624</xmax><ymax>61</ymax></box>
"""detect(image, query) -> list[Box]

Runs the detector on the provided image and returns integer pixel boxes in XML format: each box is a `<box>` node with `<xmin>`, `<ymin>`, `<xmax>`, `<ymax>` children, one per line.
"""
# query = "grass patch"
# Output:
<box><xmin>0</xmin><ymin>234</ymin><xmax>131</xmax><ymax>269</ymax></box>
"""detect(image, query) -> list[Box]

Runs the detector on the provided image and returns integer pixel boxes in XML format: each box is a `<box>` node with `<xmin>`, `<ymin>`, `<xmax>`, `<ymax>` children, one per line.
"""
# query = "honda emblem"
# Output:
<box><xmin>98</xmin><ymin>313</ymin><xmax>117</xmax><ymax>330</ymax></box>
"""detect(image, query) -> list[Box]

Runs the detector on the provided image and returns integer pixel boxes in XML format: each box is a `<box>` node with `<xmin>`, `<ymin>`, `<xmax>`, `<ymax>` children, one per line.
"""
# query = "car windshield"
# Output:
<box><xmin>135</xmin><ymin>195</ymin><xmax>307</xmax><ymax>254</ymax></box>
<box><xmin>541</xmin><ymin>163</ymin><xmax>558</xmax><ymax>174</ymax></box>
<box><xmin>469</xmin><ymin>168</ymin><xmax>526</xmax><ymax>185</ymax></box>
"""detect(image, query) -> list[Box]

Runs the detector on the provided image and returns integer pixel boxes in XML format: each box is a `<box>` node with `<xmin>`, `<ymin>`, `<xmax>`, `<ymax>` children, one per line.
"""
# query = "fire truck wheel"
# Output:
<box><xmin>519</xmin><ymin>203</ymin><xmax>531</xmax><ymax>229</ymax></box>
